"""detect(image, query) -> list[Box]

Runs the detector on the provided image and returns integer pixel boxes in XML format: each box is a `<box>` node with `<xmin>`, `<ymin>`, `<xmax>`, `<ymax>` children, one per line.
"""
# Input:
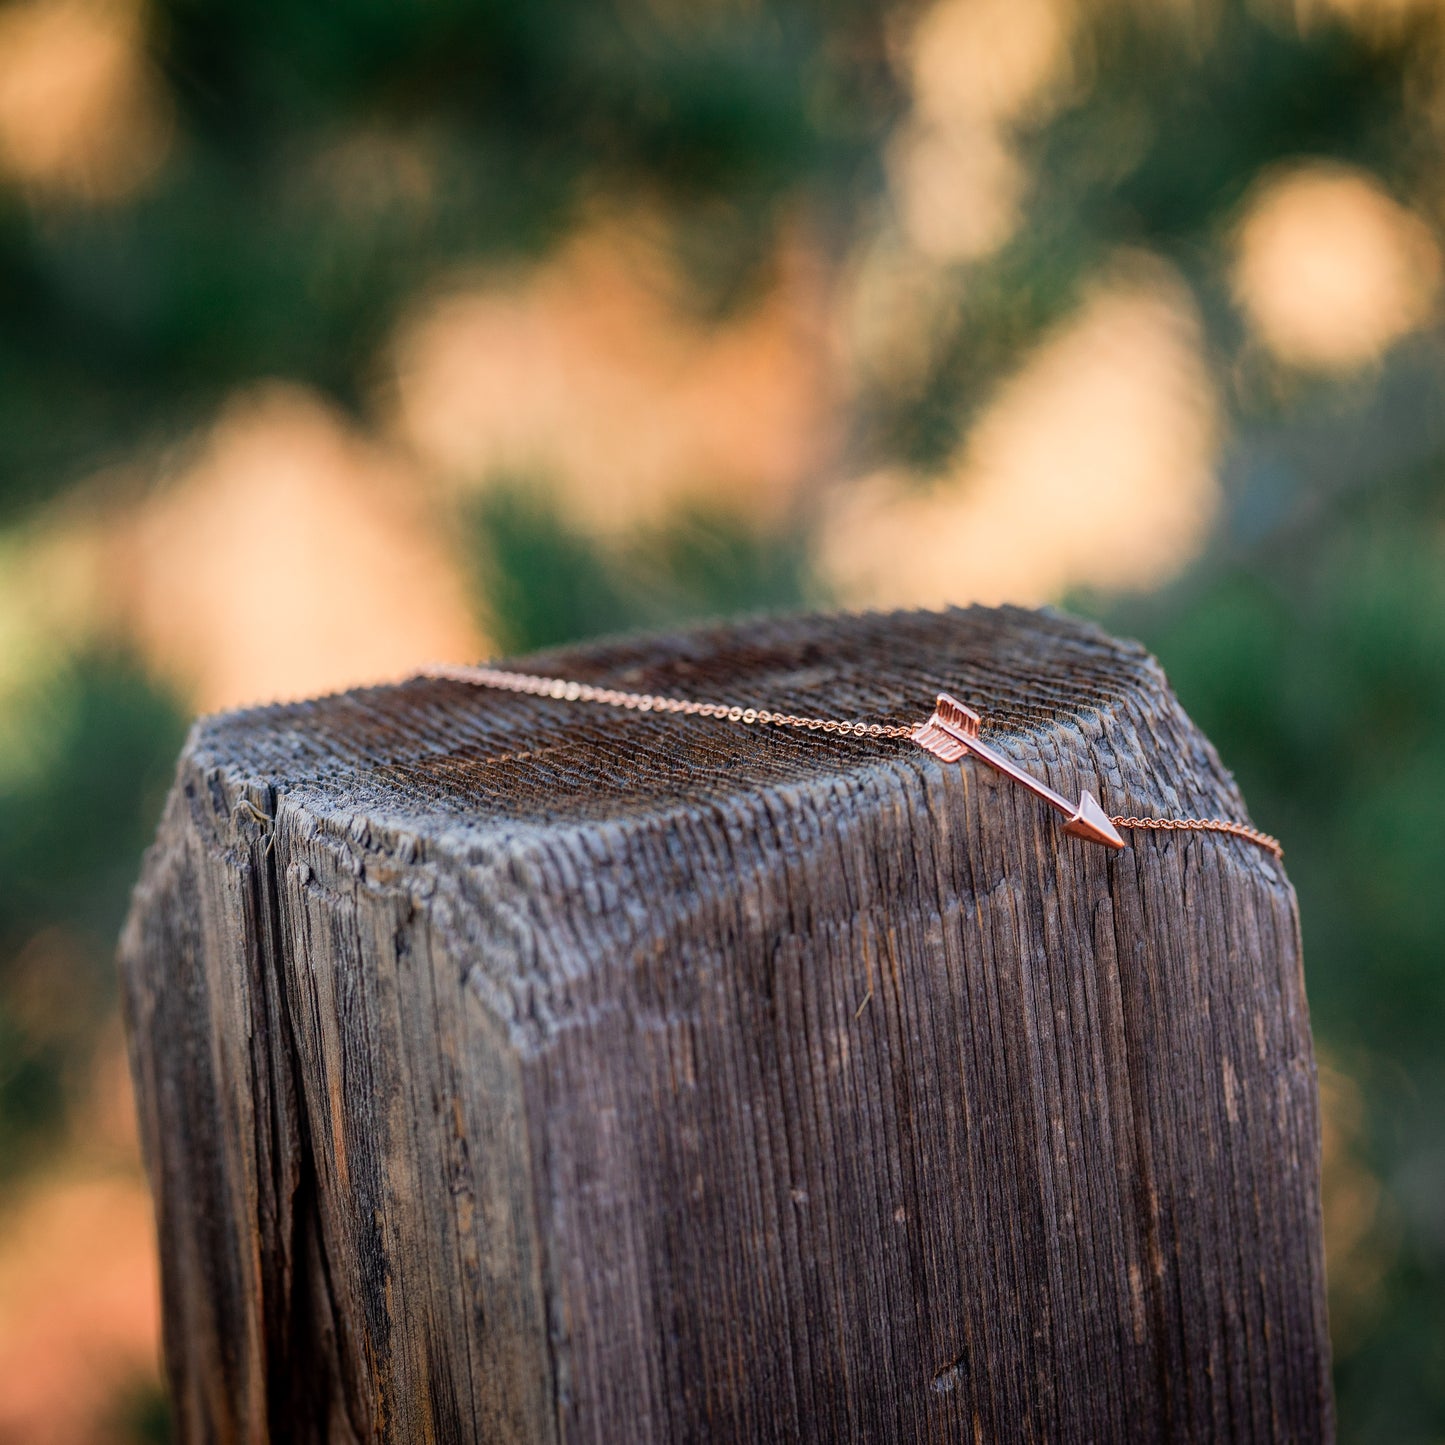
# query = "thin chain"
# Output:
<box><xmin>1109</xmin><ymin>815</ymin><xmax>1283</xmax><ymax>858</ymax></box>
<box><xmin>426</xmin><ymin>663</ymin><xmax>1281</xmax><ymax>856</ymax></box>
<box><xmin>425</xmin><ymin>663</ymin><xmax>919</xmax><ymax>739</ymax></box>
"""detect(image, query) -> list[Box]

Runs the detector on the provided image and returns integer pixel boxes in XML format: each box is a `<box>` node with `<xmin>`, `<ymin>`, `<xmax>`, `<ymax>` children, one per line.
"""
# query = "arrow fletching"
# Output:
<box><xmin>910</xmin><ymin>692</ymin><xmax>981</xmax><ymax>762</ymax></box>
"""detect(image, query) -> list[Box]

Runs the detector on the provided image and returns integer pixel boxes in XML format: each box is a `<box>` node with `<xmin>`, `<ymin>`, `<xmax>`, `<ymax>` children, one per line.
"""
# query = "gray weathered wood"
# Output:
<box><xmin>119</xmin><ymin>604</ymin><xmax>1333</xmax><ymax>1442</ymax></box>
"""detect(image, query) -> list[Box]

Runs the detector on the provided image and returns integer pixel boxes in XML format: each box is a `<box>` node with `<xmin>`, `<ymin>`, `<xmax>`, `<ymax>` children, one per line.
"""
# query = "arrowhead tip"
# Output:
<box><xmin>1062</xmin><ymin>791</ymin><xmax>1127</xmax><ymax>849</ymax></box>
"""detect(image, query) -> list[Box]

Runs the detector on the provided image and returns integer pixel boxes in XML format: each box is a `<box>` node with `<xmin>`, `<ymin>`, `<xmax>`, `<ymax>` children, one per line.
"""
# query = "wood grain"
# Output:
<box><xmin>119</xmin><ymin>604</ymin><xmax>1333</xmax><ymax>1442</ymax></box>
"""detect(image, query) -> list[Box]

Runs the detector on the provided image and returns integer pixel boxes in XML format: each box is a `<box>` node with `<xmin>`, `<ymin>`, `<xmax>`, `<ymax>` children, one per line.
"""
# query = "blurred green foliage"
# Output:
<box><xmin>469</xmin><ymin>484</ymin><xmax>818</xmax><ymax>653</ymax></box>
<box><xmin>0</xmin><ymin>651</ymin><xmax>185</xmax><ymax>1180</ymax></box>
<box><xmin>108</xmin><ymin>1375</ymin><xmax>176</xmax><ymax>1445</ymax></box>
<box><xmin>1099</xmin><ymin>462</ymin><xmax>1445</xmax><ymax>1438</ymax></box>
<box><xmin>0</xmin><ymin>0</ymin><xmax>898</xmax><ymax>520</ymax></box>
<box><xmin>871</xmin><ymin>2</ymin><xmax>1439</xmax><ymax>470</ymax></box>
<box><xmin>2</xmin><ymin>0</ymin><xmax>1444</xmax><ymax>1439</ymax></box>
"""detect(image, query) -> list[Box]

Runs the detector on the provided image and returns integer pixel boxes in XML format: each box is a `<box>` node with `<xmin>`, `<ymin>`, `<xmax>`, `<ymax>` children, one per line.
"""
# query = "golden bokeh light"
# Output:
<box><xmin>821</xmin><ymin>259</ymin><xmax>1220</xmax><ymax>608</ymax></box>
<box><xmin>886</xmin><ymin>0</ymin><xmax>1073</xmax><ymax>264</ymax></box>
<box><xmin>118</xmin><ymin>385</ymin><xmax>482</xmax><ymax>711</ymax></box>
<box><xmin>0</xmin><ymin>1174</ymin><xmax>162</xmax><ymax>1445</ymax></box>
<box><xmin>1232</xmin><ymin>161</ymin><xmax>1441</xmax><ymax>371</ymax></box>
<box><xmin>842</xmin><ymin>227</ymin><xmax>960</xmax><ymax>392</ymax></box>
<box><xmin>902</xmin><ymin>0</ymin><xmax>1072</xmax><ymax>133</ymax></box>
<box><xmin>0</xmin><ymin>1014</ymin><xmax>161</xmax><ymax>1445</ymax></box>
<box><xmin>0</xmin><ymin>0</ymin><xmax>172</xmax><ymax>204</ymax></box>
<box><xmin>386</xmin><ymin>214</ymin><xmax>839</xmax><ymax>533</ymax></box>
<box><xmin>887</xmin><ymin>121</ymin><xmax>1024</xmax><ymax>265</ymax></box>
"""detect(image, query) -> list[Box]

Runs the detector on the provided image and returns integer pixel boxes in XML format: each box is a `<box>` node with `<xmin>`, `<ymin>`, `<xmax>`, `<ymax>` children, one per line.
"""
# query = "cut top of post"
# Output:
<box><xmin>189</xmin><ymin>605</ymin><xmax>1240</xmax><ymax>854</ymax></box>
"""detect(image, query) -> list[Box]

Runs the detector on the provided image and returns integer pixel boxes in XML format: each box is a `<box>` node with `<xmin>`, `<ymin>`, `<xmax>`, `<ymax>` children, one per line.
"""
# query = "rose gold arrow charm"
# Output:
<box><xmin>911</xmin><ymin>692</ymin><xmax>1126</xmax><ymax>849</ymax></box>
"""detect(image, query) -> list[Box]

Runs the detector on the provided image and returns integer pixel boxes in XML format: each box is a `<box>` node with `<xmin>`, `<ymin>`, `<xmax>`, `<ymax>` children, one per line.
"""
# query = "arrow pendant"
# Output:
<box><xmin>911</xmin><ymin>693</ymin><xmax>1126</xmax><ymax>850</ymax></box>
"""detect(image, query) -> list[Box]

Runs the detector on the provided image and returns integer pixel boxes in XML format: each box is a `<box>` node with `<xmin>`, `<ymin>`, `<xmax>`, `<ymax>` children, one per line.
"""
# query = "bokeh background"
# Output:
<box><xmin>0</xmin><ymin>0</ymin><xmax>1442</xmax><ymax>1438</ymax></box>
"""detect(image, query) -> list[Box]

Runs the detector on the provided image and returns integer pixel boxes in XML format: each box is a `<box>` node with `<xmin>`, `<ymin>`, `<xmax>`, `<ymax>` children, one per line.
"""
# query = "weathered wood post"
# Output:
<box><xmin>120</xmin><ymin>605</ymin><xmax>1333</xmax><ymax>1442</ymax></box>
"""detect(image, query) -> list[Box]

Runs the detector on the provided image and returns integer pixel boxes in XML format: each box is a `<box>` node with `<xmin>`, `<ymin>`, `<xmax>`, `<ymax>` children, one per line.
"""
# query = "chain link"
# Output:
<box><xmin>426</xmin><ymin>663</ymin><xmax>1281</xmax><ymax>856</ymax></box>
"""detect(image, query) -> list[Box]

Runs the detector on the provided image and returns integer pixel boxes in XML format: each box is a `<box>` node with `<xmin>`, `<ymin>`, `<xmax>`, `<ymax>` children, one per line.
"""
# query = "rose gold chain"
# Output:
<box><xmin>425</xmin><ymin>663</ymin><xmax>1282</xmax><ymax>857</ymax></box>
<box><xmin>1109</xmin><ymin>815</ymin><xmax>1283</xmax><ymax>858</ymax></box>
<box><xmin>425</xmin><ymin>663</ymin><xmax>919</xmax><ymax>739</ymax></box>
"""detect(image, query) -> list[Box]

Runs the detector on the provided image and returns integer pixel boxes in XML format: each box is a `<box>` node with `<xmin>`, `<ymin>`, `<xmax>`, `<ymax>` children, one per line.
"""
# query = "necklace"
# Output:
<box><xmin>423</xmin><ymin>662</ymin><xmax>1283</xmax><ymax>859</ymax></box>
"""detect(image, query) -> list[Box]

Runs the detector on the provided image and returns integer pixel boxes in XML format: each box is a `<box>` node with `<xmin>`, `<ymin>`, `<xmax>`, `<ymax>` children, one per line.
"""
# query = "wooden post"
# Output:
<box><xmin>119</xmin><ymin>605</ymin><xmax>1333</xmax><ymax>1443</ymax></box>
